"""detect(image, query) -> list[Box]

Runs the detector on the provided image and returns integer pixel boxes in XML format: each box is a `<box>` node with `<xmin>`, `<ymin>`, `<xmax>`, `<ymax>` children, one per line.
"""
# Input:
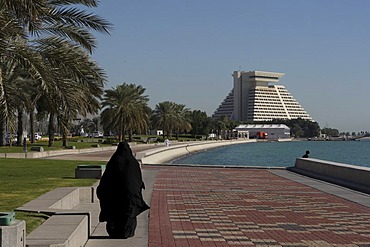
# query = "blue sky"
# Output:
<box><xmin>90</xmin><ymin>0</ymin><xmax>370</xmax><ymax>132</ymax></box>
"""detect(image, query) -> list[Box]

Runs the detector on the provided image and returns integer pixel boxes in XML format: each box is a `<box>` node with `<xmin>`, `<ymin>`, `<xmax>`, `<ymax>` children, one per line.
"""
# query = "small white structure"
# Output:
<box><xmin>231</xmin><ymin>130</ymin><xmax>249</xmax><ymax>139</ymax></box>
<box><xmin>234</xmin><ymin>124</ymin><xmax>290</xmax><ymax>140</ymax></box>
<box><xmin>208</xmin><ymin>133</ymin><xmax>217</xmax><ymax>139</ymax></box>
<box><xmin>150</xmin><ymin>130</ymin><xmax>163</xmax><ymax>136</ymax></box>
<box><xmin>157</xmin><ymin>130</ymin><xmax>163</xmax><ymax>136</ymax></box>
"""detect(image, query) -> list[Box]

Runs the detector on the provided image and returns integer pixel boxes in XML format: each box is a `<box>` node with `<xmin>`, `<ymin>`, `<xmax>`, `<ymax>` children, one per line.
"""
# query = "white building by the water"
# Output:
<box><xmin>235</xmin><ymin>124</ymin><xmax>291</xmax><ymax>140</ymax></box>
<box><xmin>212</xmin><ymin>70</ymin><xmax>313</xmax><ymax>122</ymax></box>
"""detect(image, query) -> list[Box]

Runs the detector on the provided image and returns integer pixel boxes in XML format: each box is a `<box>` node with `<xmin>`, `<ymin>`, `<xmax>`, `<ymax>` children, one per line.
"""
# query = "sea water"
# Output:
<box><xmin>172</xmin><ymin>140</ymin><xmax>370</xmax><ymax>168</ymax></box>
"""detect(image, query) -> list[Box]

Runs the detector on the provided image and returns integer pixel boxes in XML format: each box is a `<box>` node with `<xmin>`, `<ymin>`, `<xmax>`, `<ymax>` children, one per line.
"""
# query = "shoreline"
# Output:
<box><xmin>137</xmin><ymin>139</ymin><xmax>257</xmax><ymax>165</ymax></box>
<box><xmin>157</xmin><ymin>140</ymin><xmax>370</xmax><ymax>169</ymax></box>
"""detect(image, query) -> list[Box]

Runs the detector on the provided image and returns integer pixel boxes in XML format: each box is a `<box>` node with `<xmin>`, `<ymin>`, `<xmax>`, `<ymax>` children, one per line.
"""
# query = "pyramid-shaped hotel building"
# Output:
<box><xmin>212</xmin><ymin>70</ymin><xmax>313</xmax><ymax>122</ymax></box>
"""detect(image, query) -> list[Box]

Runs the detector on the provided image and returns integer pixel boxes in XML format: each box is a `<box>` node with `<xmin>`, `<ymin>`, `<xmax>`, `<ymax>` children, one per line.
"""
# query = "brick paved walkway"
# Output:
<box><xmin>148</xmin><ymin>166</ymin><xmax>370</xmax><ymax>247</ymax></box>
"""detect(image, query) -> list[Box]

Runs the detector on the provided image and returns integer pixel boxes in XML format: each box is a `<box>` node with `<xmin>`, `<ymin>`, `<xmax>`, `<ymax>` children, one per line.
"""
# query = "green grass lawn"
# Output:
<box><xmin>0</xmin><ymin>135</ymin><xmax>201</xmax><ymax>154</ymax></box>
<box><xmin>0</xmin><ymin>158</ymin><xmax>104</xmax><ymax>233</ymax></box>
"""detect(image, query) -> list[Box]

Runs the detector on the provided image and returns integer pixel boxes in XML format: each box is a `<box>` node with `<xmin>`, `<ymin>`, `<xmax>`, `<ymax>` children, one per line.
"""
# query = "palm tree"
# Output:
<box><xmin>1</xmin><ymin>0</ymin><xmax>111</xmax><ymax>52</ymax></box>
<box><xmin>0</xmin><ymin>60</ymin><xmax>35</xmax><ymax>146</ymax></box>
<box><xmin>172</xmin><ymin>103</ymin><xmax>192</xmax><ymax>140</ymax></box>
<box><xmin>101</xmin><ymin>83</ymin><xmax>149</xmax><ymax>142</ymax></box>
<box><xmin>152</xmin><ymin>101</ymin><xmax>192</xmax><ymax>139</ymax></box>
<box><xmin>0</xmin><ymin>60</ymin><xmax>20</xmax><ymax>145</ymax></box>
<box><xmin>1</xmin><ymin>2</ymin><xmax>54</xmax><ymax>140</ymax></box>
<box><xmin>45</xmin><ymin>43</ymin><xmax>105</xmax><ymax>146</ymax></box>
<box><xmin>152</xmin><ymin>101</ymin><xmax>174</xmax><ymax>139</ymax></box>
<box><xmin>216</xmin><ymin>116</ymin><xmax>230</xmax><ymax>139</ymax></box>
<box><xmin>0</xmin><ymin>0</ymin><xmax>112</xmax><ymax>147</ymax></box>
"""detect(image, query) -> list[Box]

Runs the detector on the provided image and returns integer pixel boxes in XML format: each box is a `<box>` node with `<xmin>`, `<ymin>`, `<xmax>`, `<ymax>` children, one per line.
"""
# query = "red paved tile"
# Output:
<box><xmin>148</xmin><ymin>166</ymin><xmax>370</xmax><ymax>247</ymax></box>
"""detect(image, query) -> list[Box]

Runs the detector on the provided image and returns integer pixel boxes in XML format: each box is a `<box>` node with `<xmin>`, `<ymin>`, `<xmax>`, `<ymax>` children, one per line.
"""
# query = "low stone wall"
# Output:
<box><xmin>289</xmin><ymin>158</ymin><xmax>370</xmax><ymax>194</ymax></box>
<box><xmin>0</xmin><ymin>146</ymin><xmax>118</xmax><ymax>159</ymax></box>
<box><xmin>16</xmin><ymin>186</ymin><xmax>97</xmax><ymax>247</ymax></box>
<box><xmin>139</xmin><ymin>139</ymin><xmax>256</xmax><ymax>164</ymax></box>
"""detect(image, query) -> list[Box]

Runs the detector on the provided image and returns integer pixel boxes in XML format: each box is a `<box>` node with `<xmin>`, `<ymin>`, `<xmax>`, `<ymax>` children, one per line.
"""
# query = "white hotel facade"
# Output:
<box><xmin>212</xmin><ymin>70</ymin><xmax>313</xmax><ymax>122</ymax></box>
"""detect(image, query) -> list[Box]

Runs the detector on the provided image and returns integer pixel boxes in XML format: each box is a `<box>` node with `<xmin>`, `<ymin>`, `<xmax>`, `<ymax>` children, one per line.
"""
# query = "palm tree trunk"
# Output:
<box><xmin>0</xmin><ymin>119</ymin><xmax>4</xmax><ymax>146</ymax></box>
<box><xmin>168</xmin><ymin>128</ymin><xmax>172</xmax><ymax>139</ymax></box>
<box><xmin>118</xmin><ymin>122</ymin><xmax>122</xmax><ymax>142</ymax></box>
<box><xmin>16</xmin><ymin>108</ymin><xmax>23</xmax><ymax>146</ymax></box>
<box><xmin>29</xmin><ymin>109</ymin><xmax>35</xmax><ymax>143</ymax></box>
<box><xmin>128</xmin><ymin>128</ymin><xmax>132</xmax><ymax>142</ymax></box>
<box><xmin>61</xmin><ymin>115</ymin><xmax>68</xmax><ymax>147</ymax></box>
<box><xmin>0</xmin><ymin>68</ymin><xmax>4</xmax><ymax>147</ymax></box>
<box><xmin>62</xmin><ymin>131</ymin><xmax>67</xmax><ymax>146</ymax></box>
<box><xmin>48</xmin><ymin>112</ymin><xmax>55</xmax><ymax>147</ymax></box>
<box><xmin>122</xmin><ymin>125</ymin><xmax>126</xmax><ymax>141</ymax></box>
<box><xmin>62</xmin><ymin>123</ymin><xmax>67</xmax><ymax>146</ymax></box>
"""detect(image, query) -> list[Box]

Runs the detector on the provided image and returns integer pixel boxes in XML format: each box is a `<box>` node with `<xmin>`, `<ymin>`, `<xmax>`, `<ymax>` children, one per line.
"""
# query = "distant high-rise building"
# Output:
<box><xmin>212</xmin><ymin>70</ymin><xmax>313</xmax><ymax>122</ymax></box>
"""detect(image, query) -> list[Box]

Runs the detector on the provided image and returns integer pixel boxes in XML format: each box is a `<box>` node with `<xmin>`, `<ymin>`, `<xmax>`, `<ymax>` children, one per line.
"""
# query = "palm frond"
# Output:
<box><xmin>48</xmin><ymin>0</ymin><xmax>98</xmax><ymax>8</ymax></box>
<box><xmin>46</xmin><ymin>7</ymin><xmax>112</xmax><ymax>34</ymax></box>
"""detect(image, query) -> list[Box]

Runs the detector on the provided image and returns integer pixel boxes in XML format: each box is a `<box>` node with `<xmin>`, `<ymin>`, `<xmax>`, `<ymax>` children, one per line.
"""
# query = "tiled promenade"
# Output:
<box><xmin>45</xmin><ymin>148</ymin><xmax>370</xmax><ymax>246</ymax></box>
<box><xmin>146</xmin><ymin>166</ymin><xmax>370</xmax><ymax>247</ymax></box>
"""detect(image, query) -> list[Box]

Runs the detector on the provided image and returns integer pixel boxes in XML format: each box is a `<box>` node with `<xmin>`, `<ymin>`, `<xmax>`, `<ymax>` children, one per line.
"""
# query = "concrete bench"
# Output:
<box><xmin>75</xmin><ymin>165</ymin><xmax>105</xmax><ymax>179</ymax></box>
<box><xmin>26</xmin><ymin>214</ymin><xmax>89</xmax><ymax>247</ymax></box>
<box><xmin>65</xmin><ymin>145</ymin><xmax>76</xmax><ymax>149</ymax></box>
<box><xmin>30</xmin><ymin>146</ymin><xmax>44</xmax><ymax>152</ymax></box>
<box><xmin>91</xmin><ymin>144</ymin><xmax>100</xmax><ymax>148</ymax></box>
<box><xmin>17</xmin><ymin>187</ymin><xmax>94</xmax><ymax>213</ymax></box>
<box><xmin>16</xmin><ymin>186</ymin><xmax>97</xmax><ymax>247</ymax></box>
<box><xmin>289</xmin><ymin>158</ymin><xmax>370</xmax><ymax>194</ymax></box>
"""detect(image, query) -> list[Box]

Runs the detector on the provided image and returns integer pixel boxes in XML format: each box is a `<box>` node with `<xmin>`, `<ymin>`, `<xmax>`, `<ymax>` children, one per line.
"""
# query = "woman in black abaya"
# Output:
<box><xmin>97</xmin><ymin>141</ymin><xmax>150</xmax><ymax>239</ymax></box>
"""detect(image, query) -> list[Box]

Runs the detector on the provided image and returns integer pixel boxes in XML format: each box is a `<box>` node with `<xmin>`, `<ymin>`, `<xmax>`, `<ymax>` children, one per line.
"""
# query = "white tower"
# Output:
<box><xmin>213</xmin><ymin>70</ymin><xmax>313</xmax><ymax>122</ymax></box>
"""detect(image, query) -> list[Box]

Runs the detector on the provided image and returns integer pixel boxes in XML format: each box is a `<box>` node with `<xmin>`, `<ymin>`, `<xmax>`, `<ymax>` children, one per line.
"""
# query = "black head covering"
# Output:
<box><xmin>116</xmin><ymin>141</ymin><xmax>133</xmax><ymax>157</ymax></box>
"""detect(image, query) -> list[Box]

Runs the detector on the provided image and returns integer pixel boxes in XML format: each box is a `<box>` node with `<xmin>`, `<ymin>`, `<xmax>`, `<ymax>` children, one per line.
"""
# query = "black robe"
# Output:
<box><xmin>97</xmin><ymin>141</ymin><xmax>150</xmax><ymax>239</ymax></box>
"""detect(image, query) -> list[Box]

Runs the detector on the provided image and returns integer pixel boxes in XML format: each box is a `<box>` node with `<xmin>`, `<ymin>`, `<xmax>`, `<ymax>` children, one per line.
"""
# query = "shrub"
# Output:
<box><xmin>103</xmin><ymin>138</ymin><xmax>118</xmax><ymax>144</ymax></box>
